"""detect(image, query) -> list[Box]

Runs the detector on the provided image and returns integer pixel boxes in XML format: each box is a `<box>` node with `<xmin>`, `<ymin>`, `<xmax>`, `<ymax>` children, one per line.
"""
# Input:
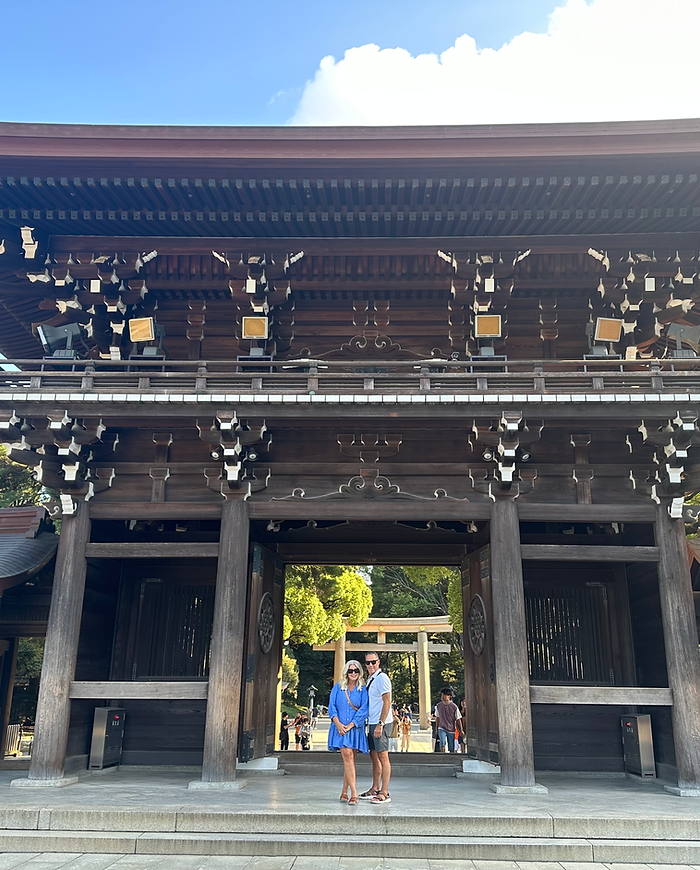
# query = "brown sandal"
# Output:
<box><xmin>339</xmin><ymin>792</ymin><xmax>348</xmax><ymax>802</ymax></box>
<box><xmin>370</xmin><ymin>792</ymin><xmax>391</xmax><ymax>804</ymax></box>
<box><xmin>348</xmin><ymin>795</ymin><xmax>358</xmax><ymax>805</ymax></box>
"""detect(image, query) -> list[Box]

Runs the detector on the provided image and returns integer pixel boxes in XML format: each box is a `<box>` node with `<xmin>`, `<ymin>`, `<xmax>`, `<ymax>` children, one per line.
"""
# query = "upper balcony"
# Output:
<box><xmin>0</xmin><ymin>357</ymin><xmax>698</xmax><ymax>413</ymax></box>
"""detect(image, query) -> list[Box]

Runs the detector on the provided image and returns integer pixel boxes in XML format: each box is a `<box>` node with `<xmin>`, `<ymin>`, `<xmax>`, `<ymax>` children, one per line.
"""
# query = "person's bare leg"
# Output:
<box><xmin>369</xmin><ymin>749</ymin><xmax>381</xmax><ymax>791</ymax></box>
<box><xmin>377</xmin><ymin>749</ymin><xmax>391</xmax><ymax>795</ymax></box>
<box><xmin>340</xmin><ymin>747</ymin><xmax>357</xmax><ymax>799</ymax></box>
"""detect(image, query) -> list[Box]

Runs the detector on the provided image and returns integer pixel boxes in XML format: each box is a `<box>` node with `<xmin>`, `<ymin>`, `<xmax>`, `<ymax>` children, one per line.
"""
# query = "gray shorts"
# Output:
<box><xmin>367</xmin><ymin>723</ymin><xmax>391</xmax><ymax>753</ymax></box>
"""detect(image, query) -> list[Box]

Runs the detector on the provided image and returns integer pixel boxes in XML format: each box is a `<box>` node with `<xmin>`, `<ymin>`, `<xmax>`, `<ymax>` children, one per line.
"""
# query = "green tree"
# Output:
<box><xmin>0</xmin><ymin>446</ymin><xmax>43</xmax><ymax>507</ymax></box>
<box><xmin>281</xmin><ymin>648</ymin><xmax>299</xmax><ymax>704</ymax></box>
<box><xmin>368</xmin><ymin>565</ymin><xmax>466</xmax><ymax>705</ymax></box>
<box><xmin>284</xmin><ymin>565</ymin><xmax>372</xmax><ymax>645</ymax></box>
<box><xmin>685</xmin><ymin>492</ymin><xmax>700</xmax><ymax>539</ymax></box>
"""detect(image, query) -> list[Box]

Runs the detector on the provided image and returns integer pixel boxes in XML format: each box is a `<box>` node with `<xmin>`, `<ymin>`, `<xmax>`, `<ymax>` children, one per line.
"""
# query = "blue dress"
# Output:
<box><xmin>327</xmin><ymin>682</ymin><xmax>369</xmax><ymax>753</ymax></box>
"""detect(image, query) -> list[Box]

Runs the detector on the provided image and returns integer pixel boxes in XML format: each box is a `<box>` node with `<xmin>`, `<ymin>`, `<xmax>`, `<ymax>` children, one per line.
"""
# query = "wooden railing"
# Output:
<box><xmin>0</xmin><ymin>357</ymin><xmax>699</xmax><ymax>396</ymax></box>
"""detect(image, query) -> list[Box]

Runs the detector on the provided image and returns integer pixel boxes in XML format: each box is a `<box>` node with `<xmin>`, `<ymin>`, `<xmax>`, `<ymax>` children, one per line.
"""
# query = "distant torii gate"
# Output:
<box><xmin>313</xmin><ymin>616</ymin><xmax>453</xmax><ymax>729</ymax></box>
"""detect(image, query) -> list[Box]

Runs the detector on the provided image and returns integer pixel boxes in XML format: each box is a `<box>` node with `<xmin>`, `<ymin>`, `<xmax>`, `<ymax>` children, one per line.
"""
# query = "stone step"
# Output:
<box><xmin>0</xmin><ymin>829</ymin><xmax>699</xmax><ymax>863</ymax></box>
<box><xmin>280</xmin><ymin>761</ymin><xmax>461</xmax><ymax>777</ymax></box>
<box><xmin>2</xmin><ymin>806</ymin><xmax>699</xmax><ymax>841</ymax></box>
<box><xmin>277</xmin><ymin>753</ymin><xmax>463</xmax><ymax>777</ymax></box>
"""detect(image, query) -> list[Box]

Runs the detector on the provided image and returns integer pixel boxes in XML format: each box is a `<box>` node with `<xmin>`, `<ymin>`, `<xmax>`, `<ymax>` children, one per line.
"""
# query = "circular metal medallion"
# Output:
<box><xmin>468</xmin><ymin>594</ymin><xmax>486</xmax><ymax>657</ymax></box>
<box><xmin>257</xmin><ymin>592</ymin><xmax>275</xmax><ymax>654</ymax></box>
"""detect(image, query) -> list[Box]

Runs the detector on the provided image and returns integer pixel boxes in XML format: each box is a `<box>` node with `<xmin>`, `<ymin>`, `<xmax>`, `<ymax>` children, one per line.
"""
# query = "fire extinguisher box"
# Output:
<box><xmin>89</xmin><ymin>707</ymin><xmax>126</xmax><ymax>770</ymax></box>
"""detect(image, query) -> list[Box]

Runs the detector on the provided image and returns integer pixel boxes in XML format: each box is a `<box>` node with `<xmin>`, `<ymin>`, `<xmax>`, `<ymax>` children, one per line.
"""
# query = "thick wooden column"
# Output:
<box><xmin>655</xmin><ymin>506</ymin><xmax>700</xmax><ymax>795</ymax></box>
<box><xmin>192</xmin><ymin>499</ymin><xmax>249</xmax><ymax>789</ymax></box>
<box><xmin>333</xmin><ymin>633</ymin><xmax>346</xmax><ymax>684</ymax></box>
<box><xmin>417</xmin><ymin>629</ymin><xmax>431</xmax><ymax>730</ymax></box>
<box><xmin>489</xmin><ymin>498</ymin><xmax>547</xmax><ymax>793</ymax></box>
<box><xmin>15</xmin><ymin>503</ymin><xmax>91</xmax><ymax>786</ymax></box>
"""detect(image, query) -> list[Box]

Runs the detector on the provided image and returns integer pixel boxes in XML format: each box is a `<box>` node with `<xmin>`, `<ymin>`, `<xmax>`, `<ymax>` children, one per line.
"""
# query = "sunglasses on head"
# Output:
<box><xmin>346</xmin><ymin>667</ymin><xmax>360</xmax><ymax>674</ymax></box>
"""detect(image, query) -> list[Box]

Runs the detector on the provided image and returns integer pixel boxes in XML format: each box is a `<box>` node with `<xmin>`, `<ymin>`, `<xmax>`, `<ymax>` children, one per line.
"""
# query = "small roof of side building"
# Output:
<box><xmin>0</xmin><ymin>506</ymin><xmax>57</xmax><ymax>592</ymax></box>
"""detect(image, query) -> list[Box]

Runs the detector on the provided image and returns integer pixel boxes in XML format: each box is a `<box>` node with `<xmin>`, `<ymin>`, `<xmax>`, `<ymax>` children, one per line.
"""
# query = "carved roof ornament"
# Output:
<box><xmin>587</xmin><ymin>248</ymin><xmax>700</xmax><ymax>358</ymax></box>
<box><xmin>211</xmin><ymin>251</ymin><xmax>303</xmax><ymax>314</ymax></box>
<box><xmin>471</xmin><ymin>411</ymin><xmax>543</xmax><ymax>489</ymax></box>
<box><xmin>337</xmin><ymin>433</ymin><xmax>402</xmax><ymax>463</ymax></box>
<box><xmin>271</xmin><ymin>469</ymin><xmax>470</xmax><ymax>503</ymax></box>
<box><xmin>636</xmin><ymin>412</ymin><xmax>700</xmax><ymax>517</ymax></box>
<box><xmin>199</xmin><ymin>413</ymin><xmax>271</xmax><ymax>499</ymax></box>
<box><xmin>0</xmin><ymin>411</ymin><xmax>115</xmax><ymax>514</ymax></box>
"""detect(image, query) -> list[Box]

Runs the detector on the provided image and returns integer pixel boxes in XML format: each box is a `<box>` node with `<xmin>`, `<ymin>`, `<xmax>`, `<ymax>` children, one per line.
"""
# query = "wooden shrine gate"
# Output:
<box><xmin>19</xmin><ymin>495</ymin><xmax>696</xmax><ymax>796</ymax></box>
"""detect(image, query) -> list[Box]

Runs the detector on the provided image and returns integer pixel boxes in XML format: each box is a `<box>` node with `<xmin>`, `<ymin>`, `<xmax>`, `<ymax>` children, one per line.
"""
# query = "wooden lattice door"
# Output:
<box><xmin>238</xmin><ymin>544</ymin><xmax>285</xmax><ymax>762</ymax></box>
<box><xmin>462</xmin><ymin>546</ymin><xmax>499</xmax><ymax>763</ymax></box>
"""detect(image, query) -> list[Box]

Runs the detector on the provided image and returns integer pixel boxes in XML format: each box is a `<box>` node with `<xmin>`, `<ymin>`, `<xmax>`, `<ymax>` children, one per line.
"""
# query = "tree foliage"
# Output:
<box><xmin>685</xmin><ymin>492</ymin><xmax>700</xmax><ymax>539</ymax></box>
<box><xmin>374</xmin><ymin>566</ymin><xmax>463</xmax><ymax>634</ymax></box>
<box><xmin>0</xmin><ymin>446</ymin><xmax>44</xmax><ymax>508</ymax></box>
<box><xmin>281</xmin><ymin>649</ymin><xmax>299</xmax><ymax>703</ymax></box>
<box><xmin>284</xmin><ymin>565</ymin><xmax>372</xmax><ymax>645</ymax></box>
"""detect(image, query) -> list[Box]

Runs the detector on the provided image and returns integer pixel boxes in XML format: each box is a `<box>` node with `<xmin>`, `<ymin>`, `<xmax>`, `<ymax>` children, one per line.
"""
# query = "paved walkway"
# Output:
<box><xmin>0</xmin><ymin>857</ymin><xmax>698</xmax><ymax>869</ymax></box>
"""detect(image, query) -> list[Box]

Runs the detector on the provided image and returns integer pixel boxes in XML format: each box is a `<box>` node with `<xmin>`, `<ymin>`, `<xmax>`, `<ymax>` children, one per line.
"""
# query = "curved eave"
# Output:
<box><xmin>0</xmin><ymin>119</ymin><xmax>698</xmax><ymax>162</ymax></box>
<box><xmin>0</xmin><ymin>531</ymin><xmax>57</xmax><ymax>592</ymax></box>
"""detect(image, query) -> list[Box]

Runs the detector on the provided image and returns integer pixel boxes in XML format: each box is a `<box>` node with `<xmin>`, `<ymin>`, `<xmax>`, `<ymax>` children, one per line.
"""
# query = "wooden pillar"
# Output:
<box><xmin>655</xmin><ymin>505</ymin><xmax>700</xmax><ymax>795</ymax></box>
<box><xmin>193</xmin><ymin>499</ymin><xmax>249</xmax><ymax>789</ymax></box>
<box><xmin>333</xmin><ymin>634</ymin><xmax>346</xmax><ymax>685</ymax></box>
<box><xmin>490</xmin><ymin>498</ymin><xmax>547</xmax><ymax>793</ymax></box>
<box><xmin>16</xmin><ymin>503</ymin><xmax>91</xmax><ymax>786</ymax></box>
<box><xmin>417</xmin><ymin>629</ymin><xmax>431</xmax><ymax>730</ymax></box>
<box><xmin>0</xmin><ymin>638</ymin><xmax>18</xmax><ymax>757</ymax></box>
<box><xmin>275</xmin><ymin>660</ymin><xmax>283</xmax><ymax>752</ymax></box>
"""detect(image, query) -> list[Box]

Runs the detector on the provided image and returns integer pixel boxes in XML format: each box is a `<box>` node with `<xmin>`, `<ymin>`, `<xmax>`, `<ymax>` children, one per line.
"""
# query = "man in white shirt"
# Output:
<box><xmin>359</xmin><ymin>651</ymin><xmax>392</xmax><ymax>803</ymax></box>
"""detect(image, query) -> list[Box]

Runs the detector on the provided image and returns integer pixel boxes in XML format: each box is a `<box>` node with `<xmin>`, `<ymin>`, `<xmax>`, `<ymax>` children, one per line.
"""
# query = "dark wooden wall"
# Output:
<box><xmin>66</xmin><ymin>559</ymin><xmax>120</xmax><ymax>773</ymax></box>
<box><xmin>532</xmin><ymin>704</ymin><xmax>626</xmax><ymax>771</ymax></box>
<box><xmin>626</xmin><ymin>561</ymin><xmax>676</xmax><ymax>781</ymax></box>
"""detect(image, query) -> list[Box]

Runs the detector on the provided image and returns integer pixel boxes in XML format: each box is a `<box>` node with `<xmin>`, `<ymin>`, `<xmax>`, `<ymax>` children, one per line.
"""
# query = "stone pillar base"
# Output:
<box><xmin>187</xmin><ymin>779</ymin><xmax>247</xmax><ymax>791</ymax></box>
<box><xmin>491</xmin><ymin>782</ymin><xmax>549</xmax><ymax>795</ymax></box>
<box><xmin>664</xmin><ymin>784</ymin><xmax>700</xmax><ymax>797</ymax></box>
<box><xmin>10</xmin><ymin>775</ymin><xmax>79</xmax><ymax>788</ymax></box>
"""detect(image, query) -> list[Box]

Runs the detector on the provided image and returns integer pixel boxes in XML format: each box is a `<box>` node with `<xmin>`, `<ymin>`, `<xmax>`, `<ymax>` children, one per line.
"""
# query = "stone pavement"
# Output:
<box><xmin>0</xmin><ymin>857</ymin><xmax>700</xmax><ymax>869</ymax></box>
<box><xmin>1</xmin><ymin>769</ymin><xmax>700</xmax><ymax>864</ymax></box>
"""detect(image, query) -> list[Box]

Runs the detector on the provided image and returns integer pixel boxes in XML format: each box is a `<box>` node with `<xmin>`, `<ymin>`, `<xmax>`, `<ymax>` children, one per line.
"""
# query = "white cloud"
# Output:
<box><xmin>290</xmin><ymin>0</ymin><xmax>700</xmax><ymax>125</ymax></box>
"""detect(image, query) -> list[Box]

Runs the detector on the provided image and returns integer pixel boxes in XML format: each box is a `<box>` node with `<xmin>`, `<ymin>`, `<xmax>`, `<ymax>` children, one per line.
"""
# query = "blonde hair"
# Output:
<box><xmin>339</xmin><ymin>659</ymin><xmax>365</xmax><ymax>691</ymax></box>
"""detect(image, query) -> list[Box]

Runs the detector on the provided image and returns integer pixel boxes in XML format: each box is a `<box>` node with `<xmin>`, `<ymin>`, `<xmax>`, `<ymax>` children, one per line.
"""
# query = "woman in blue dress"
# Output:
<box><xmin>327</xmin><ymin>659</ymin><xmax>368</xmax><ymax>804</ymax></box>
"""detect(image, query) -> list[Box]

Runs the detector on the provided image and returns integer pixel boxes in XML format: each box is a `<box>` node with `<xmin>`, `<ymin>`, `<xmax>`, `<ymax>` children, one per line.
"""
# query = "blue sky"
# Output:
<box><xmin>0</xmin><ymin>0</ymin><xmax>560</xmax><ymax>125</ymax></box>
<box><xmin>1</xmin><ymin>0</ymin><xmax>698</xmax><ymax>127</ymax></box>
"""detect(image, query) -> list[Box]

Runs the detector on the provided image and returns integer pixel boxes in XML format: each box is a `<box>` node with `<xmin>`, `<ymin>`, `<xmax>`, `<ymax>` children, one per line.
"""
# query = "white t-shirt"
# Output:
<box><xmin>367</xmin><ymin>669</ymin><xmax>392</xmax><ymax>724</ymax></box>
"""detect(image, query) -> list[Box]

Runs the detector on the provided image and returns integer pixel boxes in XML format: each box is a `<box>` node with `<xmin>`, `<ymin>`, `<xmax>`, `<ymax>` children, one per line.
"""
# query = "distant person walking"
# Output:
<box><xmin>434</xmin><ymin>687</ymin><xmax>462</xmax><ymax>753</ymax></box>
<box><xmin>399</xmin><ymin>711</ymin><xmax>412</xmax><ymax>752</ymax></box>
<box><xmin>458</xmin><ymin>697</ymin><xmax>468</xmax><ymax>754</ymax></box>
<box><xmin>388</xmin><ymin>705</ymin><xmax>400</xmax><ymax>752</ymax></box>
<box><xmin>327</xmin><ymin>659</ymin><xmax>369</xmax><ymax>805</ymax></box>
<box><xmin>279</xmin><ymin>712</ymin><xmax>290</xmax><ymax>751</ymax></box>
<box><xmin>360</xmin><ymin>651</ymin><xmax>392</xmax><ymax>804</ymax></box>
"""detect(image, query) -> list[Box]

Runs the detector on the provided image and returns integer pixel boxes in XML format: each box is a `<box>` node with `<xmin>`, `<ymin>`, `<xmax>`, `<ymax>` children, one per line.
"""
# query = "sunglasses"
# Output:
<box><xmin>346</xmin><ymin>668</ymin><xmax>360</xmax><ymax>674</ymax></box>
<box><xmin>365</xmin><ymin>659</ymin><xmax>379</xmax><ymax>665</ymax></box>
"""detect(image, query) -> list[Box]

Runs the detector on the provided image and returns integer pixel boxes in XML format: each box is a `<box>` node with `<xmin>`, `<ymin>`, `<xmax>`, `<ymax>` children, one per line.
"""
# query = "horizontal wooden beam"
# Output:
<box><xmin>89</xmin><ymin>503</ymin><xmax>223</xmax><ymax>520</ymax></box>
<box><xmin>69</xmin><ymin>681</ymin><xmax>208</xmax><ymax>699</ymax></box>
<box><xmin>518</xmin><ymin>504</ymin><xmax>656</xmax><ymax>522</ymax></box>
<box><xmin>313</xmin><ymin>643</ymin><xmax>451</xmax><ymax>653</ymax></box>
<box><xmin>48</xmin><ymin>231</ymin><xmax>700</xmax><ymax>258</ymax></box>
<box><xmin>277</xmin><ymin>544</ymin><xmax>467</xmax><ymax>566</ymax></box>
<box><xmin>529</xmin><ymin>686</ymin><xmax>672</xmax><ymax>705</ymax></box>
<box><xmin>350</xmin><ymin>616</ymin><xmax>453</xmax><ymax>633</ymax></box>
<box><xmin>87</xmin><ymin>500</ymin><xmax>657</xmax><ymax>524</ymax></box>
<box><xmin>85</xmin><ymin>543</ymin><xmax>219</xmax><ymax>559</ymax></box>
<box><xmin>521</xmin><ymin>544</ymin><xmax>659</xmax><ymax>562</ymax></box>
